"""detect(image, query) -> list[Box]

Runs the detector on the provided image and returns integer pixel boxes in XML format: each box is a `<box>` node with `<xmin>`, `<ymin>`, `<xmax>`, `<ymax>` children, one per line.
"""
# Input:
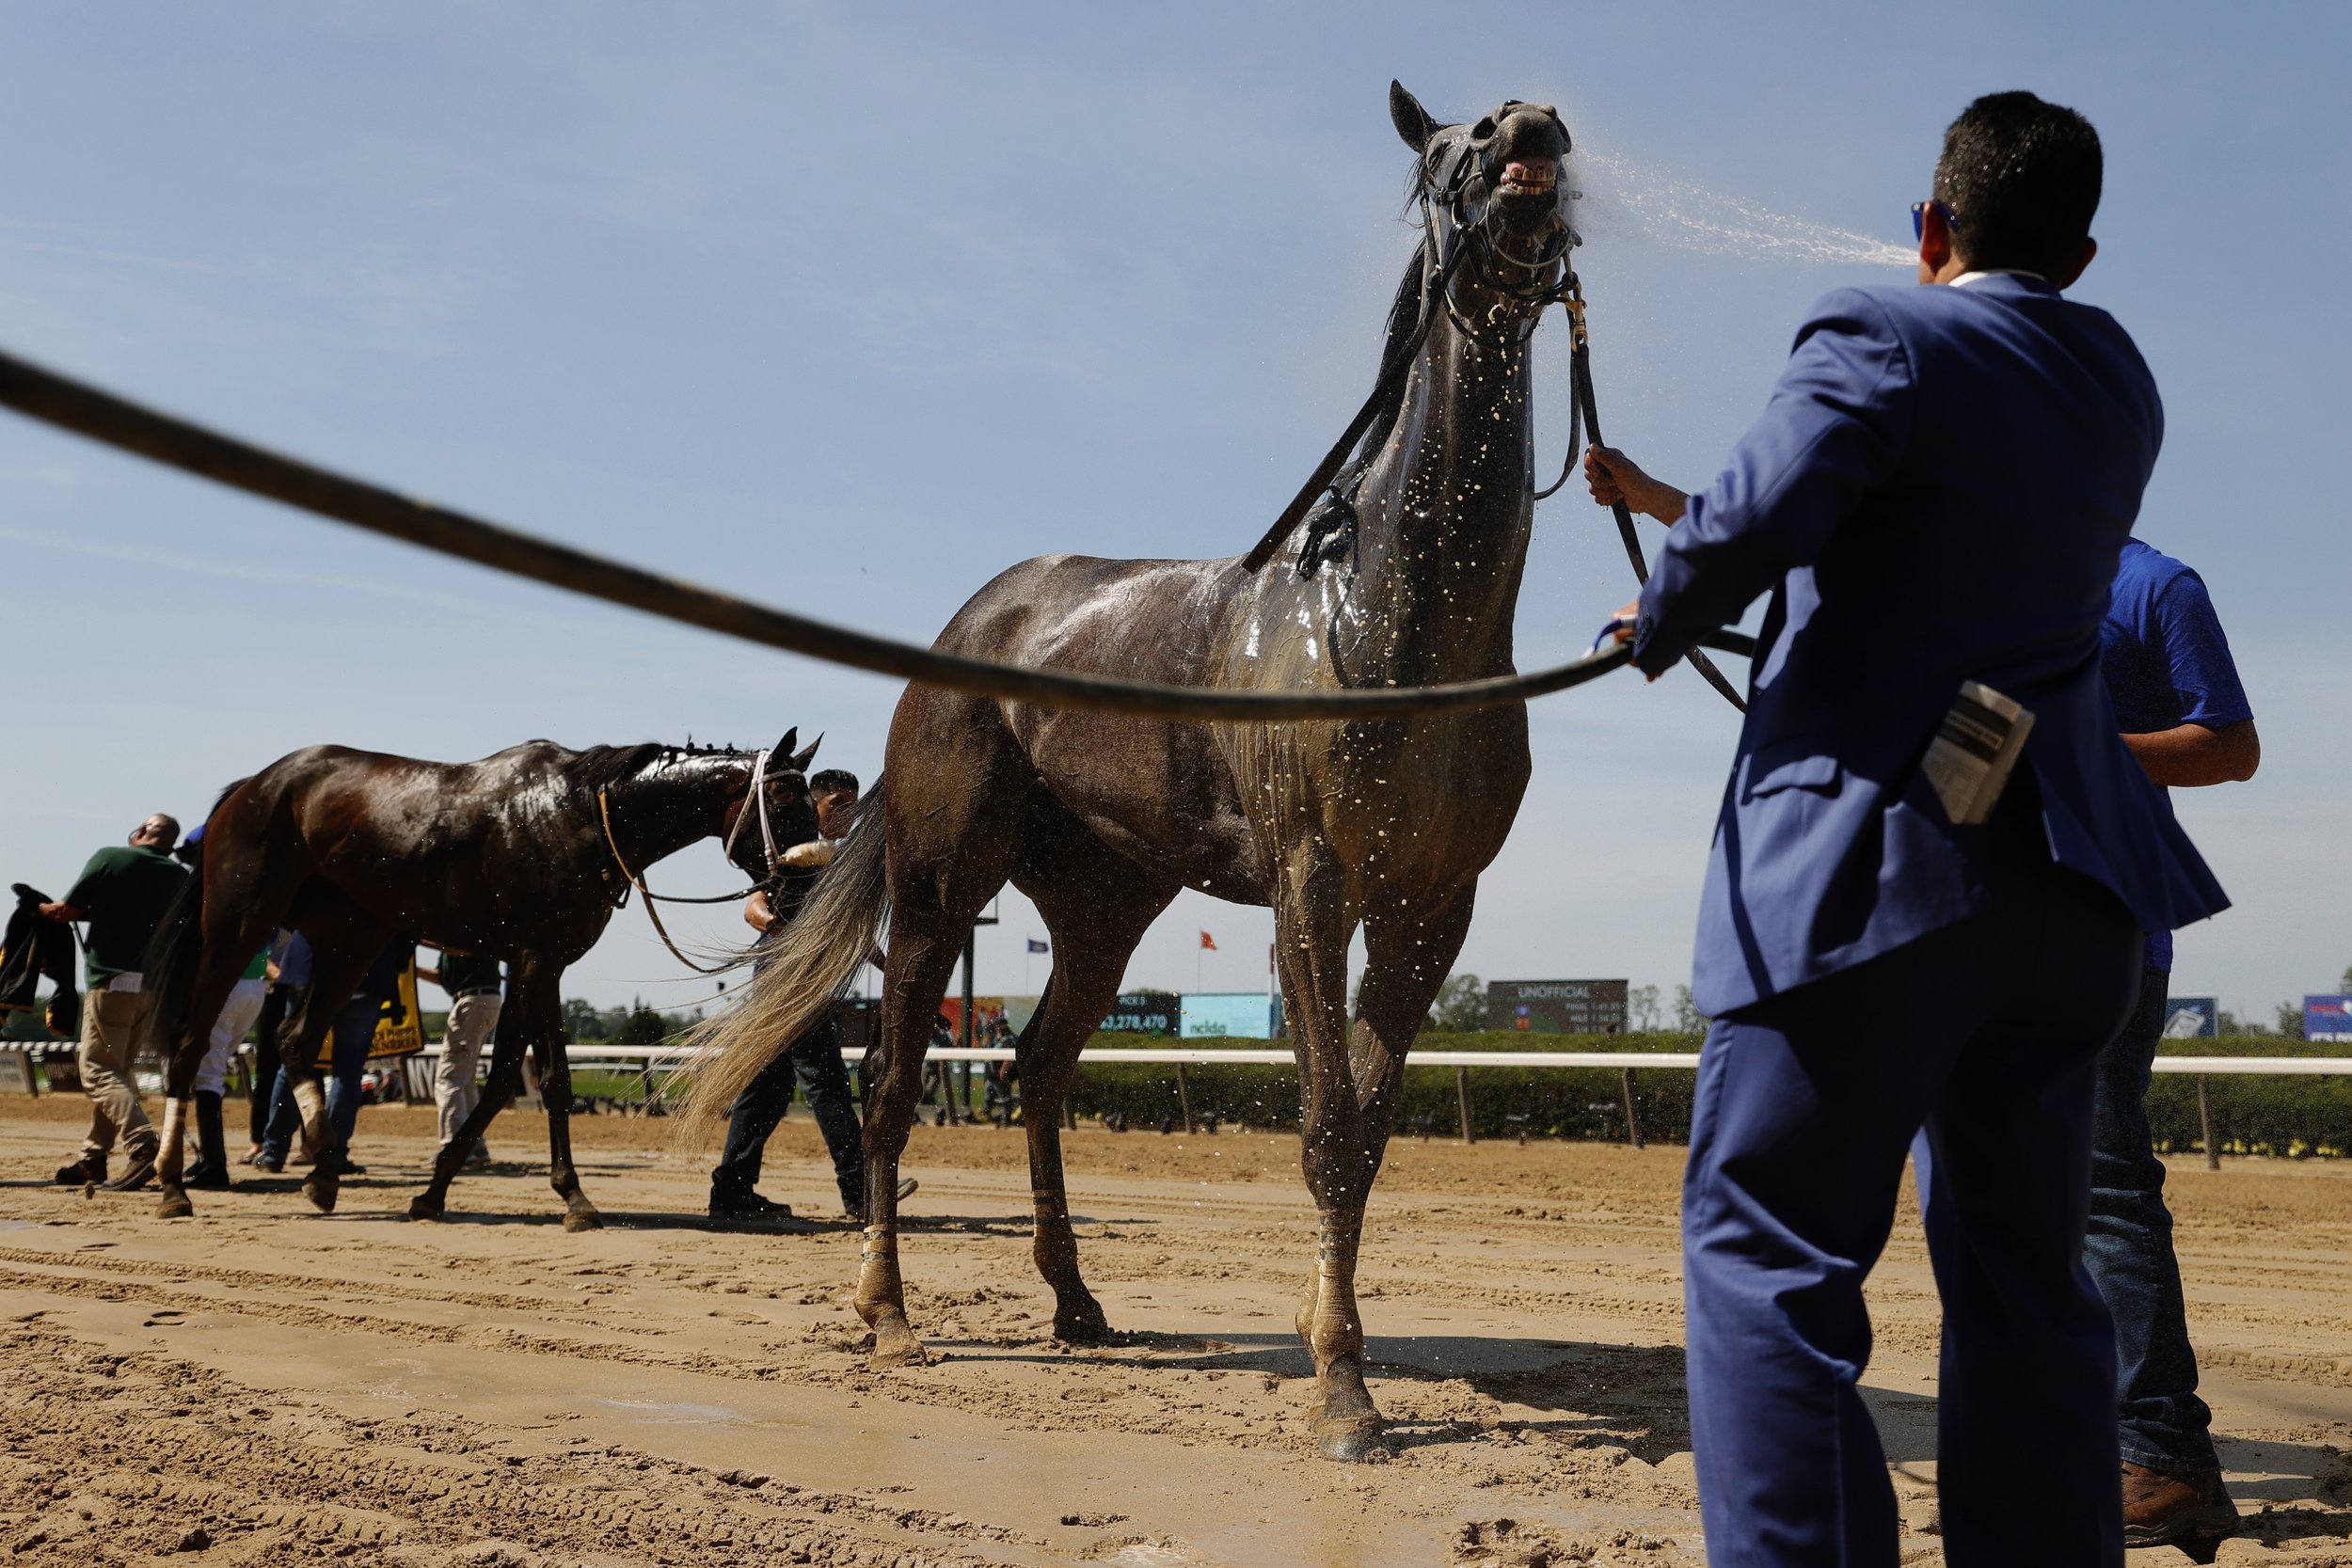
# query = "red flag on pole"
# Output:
<box><xmin>1199</xmin><ymin>930</ymin><xmax>1217</xmax><ymax>951</ymax></box>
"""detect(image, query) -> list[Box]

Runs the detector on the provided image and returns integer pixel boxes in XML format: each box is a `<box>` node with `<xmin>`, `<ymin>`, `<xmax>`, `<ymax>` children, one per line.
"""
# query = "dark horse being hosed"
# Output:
<box><xmin>141</xmin><ymin>731</ymin><xmax>821</xmax><ymax>1228</ymax></box>
<box><xmin>687</xmin><ymin>86</ymin><xmax>1578</xmax><ymax>1461</ymax></box>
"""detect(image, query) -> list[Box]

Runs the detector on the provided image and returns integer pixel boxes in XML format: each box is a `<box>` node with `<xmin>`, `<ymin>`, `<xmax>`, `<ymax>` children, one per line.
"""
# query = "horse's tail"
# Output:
<box><xmin>137</xmin><ymin>843</ymin><xmax>207</xmax><ymax>1064</ymax></box>
<box><xmin>675</xmin><ymin>777</ymin><xmax>891</xmax><ymax>1133</ymax></box>
<box><xmin>138</xmin><ymin>778</ymin><xmax>247</xmax><ymax>1064</ymax></box>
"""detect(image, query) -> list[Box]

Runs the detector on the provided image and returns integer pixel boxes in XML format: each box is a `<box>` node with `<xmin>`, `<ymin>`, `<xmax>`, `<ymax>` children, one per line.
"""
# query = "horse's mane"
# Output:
<box><xmin>566</xmin><ymin>738</ymin><xmax>766</xmax><ymax>795</ymax></box>
<box><xmin>567</xmin><ymin>741</ymin><xmax>678</xmax><ymax>793</ymax></box>
<box><xmin>1349</xmin><ymin>237</ymin><xmax>1431</xmax><ymax>473</ymax></box>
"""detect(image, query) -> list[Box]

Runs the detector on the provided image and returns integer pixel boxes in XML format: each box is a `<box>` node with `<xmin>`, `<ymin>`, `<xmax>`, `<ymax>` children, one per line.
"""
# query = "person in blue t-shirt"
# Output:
<box><xmin>2092</xmin><ymin>536</ymin><xmax>2259</xmax><ymax>1549</ymax></box>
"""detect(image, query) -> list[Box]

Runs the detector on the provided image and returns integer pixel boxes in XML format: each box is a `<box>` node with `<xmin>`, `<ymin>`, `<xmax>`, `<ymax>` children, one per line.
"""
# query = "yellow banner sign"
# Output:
<box><xmin>315</xmin><ymin>961</ymin><xmax>424</xmax><ymax>1066</ymax></box>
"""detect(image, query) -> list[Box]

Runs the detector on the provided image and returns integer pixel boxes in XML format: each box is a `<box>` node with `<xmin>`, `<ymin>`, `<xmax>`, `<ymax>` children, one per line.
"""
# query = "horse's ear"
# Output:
<box><xmin>770</xmin><ymin>727</ymin><xmax>797</xmax><ymax>764</ymax></box>
<box><xmin>1391</xmin><ymin>80</ymin><xmax>1442</xmax><ymax>153</ymax></box>
<box><xmin>789</xmin><ymin>733</ymin><xmax>822</xmax><ymax>772</ymax></box>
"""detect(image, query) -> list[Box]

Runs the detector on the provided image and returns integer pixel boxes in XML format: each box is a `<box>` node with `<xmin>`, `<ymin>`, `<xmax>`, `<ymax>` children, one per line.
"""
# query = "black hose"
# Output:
<box><xmin>0</xmin><ymin>345</ymin><xmax>1747</xmax><ymax>722</ymax></box>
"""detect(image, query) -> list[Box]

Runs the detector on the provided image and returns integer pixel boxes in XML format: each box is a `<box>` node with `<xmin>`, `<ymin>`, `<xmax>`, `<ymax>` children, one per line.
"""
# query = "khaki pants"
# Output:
<box><xmin>436</xmin><ymin>991</ymin><xmax>501</xmax><ymax>1148</ymax></box>
<box><xmin>196</xmin><ymin>976</ymin><xmax>266</xmax><ymax>1097</ymax></box>
<box><xmin>80</xmin><ymin>987</ymin><xmax>156</xmax><ymax>1164</ymax></box>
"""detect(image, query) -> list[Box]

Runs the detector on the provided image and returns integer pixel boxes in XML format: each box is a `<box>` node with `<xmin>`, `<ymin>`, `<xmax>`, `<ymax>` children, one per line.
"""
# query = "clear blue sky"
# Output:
<box><xmin>5</xmin><ymin>4</ymin><xmax>2344</xmax><ymax>1023</ymax></box>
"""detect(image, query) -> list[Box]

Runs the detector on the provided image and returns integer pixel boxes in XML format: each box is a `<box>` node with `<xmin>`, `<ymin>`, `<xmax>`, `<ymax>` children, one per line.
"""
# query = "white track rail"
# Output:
<box><xmin>390</xmin><ymin>1043</ymin><xmax>2352</xmax><ymax>1075</ymax></box>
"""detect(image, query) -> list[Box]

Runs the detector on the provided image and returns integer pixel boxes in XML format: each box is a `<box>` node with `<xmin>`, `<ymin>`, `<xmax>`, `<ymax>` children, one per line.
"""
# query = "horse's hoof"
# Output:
<box><xmin>304</xmin><ymin>1175</ymin><xmax>340</xmax><ymax>1213</ymax></box>
<box><xmin>563</xmin><ymin>1209</ymin><xmax>604</xmax><ymax>1233</ymax></box>
<box><xmin>155</xmin><ymin>1189</ymin><xmax>194</xmax><ymax>1221</ymax></box>
<box><xmin>869</xmin><ymin>1320</ymin><xmax>930</xmax><ymax>1369</ymax></box>
<box><xmin>1315</xmin><ymin>1417</ymin><xmax>1390</xmax><ymax>1464</ymax></box>
<box><xmin>407</xmin><ymin>1193</ymin><xmax>445</xmax><ymax>1221</ymax></box>
<box><xmin>1053</xmin><ymin>1301</ymin><xmax>1116</xmax><ymax>1345</ymax></box>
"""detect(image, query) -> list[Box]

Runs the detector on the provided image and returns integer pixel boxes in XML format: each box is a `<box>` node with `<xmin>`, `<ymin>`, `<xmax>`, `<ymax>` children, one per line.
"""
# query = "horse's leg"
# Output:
<box><xmin>856</xmin><ymin>696</ymin><xmax>1027</xmax><ymax>1369</ymax></box>
<box><xmin>857</xmin><ymin>917</ymin><xmax>974</xmax><ymax>1368</ymax></box>
<box><xmin>1289</xmin><ymin>883</ymin><xmax>1478</xmax><ymax>1462</ymax></box>
<box><xmin>155</xmin><ymin>936</ymin><xmax>269</xmax><ymax>1219</ymax></box>
<box><xmin>532</xmin><ymin>971</ymin><xmax>600</xmax><ymax>1231</ymax></box>
<box><xmin>1274</xmin><ymin>849</ymin><xmax>1391</xmax><ymax>1461</ymax></box>
<box><xmin>411</xmin><ymin>1014</ymin><xmax>530</xmax><ymax>1221</ymax></box>
<box><xmin>1010</xmin><ymin>817</ymin><xmax>1178</xmax><ymax>1342</ymax></box>
<box><xmin>1350</xmin><ymin>887</ymin><xmax>1476</xmax><ymax>1174</ymax></box>
<box><xmin>277</xmin><ymin>930</ymin><xmax>376</xmax><ymax>1215</ymax></box>
<box><xmin>157</xmin><ymin>847</ymin><xmax>299</xmax><ymax>1218</ymax></box>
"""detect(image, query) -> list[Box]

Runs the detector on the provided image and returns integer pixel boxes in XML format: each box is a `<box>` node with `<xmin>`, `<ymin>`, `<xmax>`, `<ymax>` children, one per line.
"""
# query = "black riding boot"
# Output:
<box><xmin>186</xmin><ymin>1090</ymin><xmax>231</xmax><ymax>1190</ymax></box>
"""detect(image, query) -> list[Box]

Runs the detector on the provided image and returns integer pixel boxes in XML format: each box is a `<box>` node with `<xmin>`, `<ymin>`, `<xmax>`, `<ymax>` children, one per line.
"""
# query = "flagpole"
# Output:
<box><xmin>1269</xmin><ymin>940</ymin><xmax>1279</xmax><ymax>1038</ymax></box>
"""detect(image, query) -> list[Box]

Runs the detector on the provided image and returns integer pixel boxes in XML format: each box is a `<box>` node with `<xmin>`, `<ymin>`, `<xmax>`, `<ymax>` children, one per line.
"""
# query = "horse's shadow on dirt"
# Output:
<box><xmin>289</xmin><ymin>1196</ymin><xmax>1087</xmax><ymax>1240</ymax></box>
<box><xmin>948</xmin><ymin>1327</ymin><xmax>1698</xmax><ymax>1462</ymax></box>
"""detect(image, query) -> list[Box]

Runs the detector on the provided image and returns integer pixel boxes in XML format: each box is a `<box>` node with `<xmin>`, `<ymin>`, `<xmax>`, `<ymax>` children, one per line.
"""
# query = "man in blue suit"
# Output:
<box><xmin>1584</xmin><ymin>93</ymin><xmax>2227</xmax><ymax>1566</ymax></box>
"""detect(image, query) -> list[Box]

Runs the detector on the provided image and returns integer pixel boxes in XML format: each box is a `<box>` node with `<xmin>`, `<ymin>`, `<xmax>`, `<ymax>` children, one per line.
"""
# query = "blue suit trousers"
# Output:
<box><xmin>1683</xmin><ymin>852</ymin><xmax>2139</xmax><ymax>1567</ymax></box>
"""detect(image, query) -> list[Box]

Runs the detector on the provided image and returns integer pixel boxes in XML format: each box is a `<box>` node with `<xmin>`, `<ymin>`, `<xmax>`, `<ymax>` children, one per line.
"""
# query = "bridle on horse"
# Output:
<box><xmin>718</xmin><ymin>745</ymin><xmax>779</xmax><ymax>871</ymax></box>
<box><xmin>1242</xmin><ymin>117</ymin><xmax>1748</xmax><ymax>713</ymax></box>
<box><xmin>596</xmin><ymin>750</ymin><xmax>798</xmax><ymax>976</ymax></box>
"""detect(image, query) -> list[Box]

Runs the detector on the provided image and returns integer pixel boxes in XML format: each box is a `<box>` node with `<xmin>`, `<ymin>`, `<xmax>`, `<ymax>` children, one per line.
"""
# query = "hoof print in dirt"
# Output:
<box><xmin>1453</xmin><ymin>1519</ymin><xmax>1678</xmax><ymax>1564</ymax></box>
<box><xmin>448</xmin><ymin>1544</ymin><xmax>544</xmax><ymax>1567</ymax></box>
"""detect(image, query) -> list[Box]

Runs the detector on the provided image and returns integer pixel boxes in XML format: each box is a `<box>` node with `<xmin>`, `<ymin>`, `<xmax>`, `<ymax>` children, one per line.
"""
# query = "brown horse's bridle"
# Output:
<box><xmin>718</xmin><ymin>745</ymin><xmax>778</xmax><ymax>872</ymax></box>
<box><xmin>1249</xmin><ymin>119</ymin><xmax>1751</xmax><ymax>713</ymax></box>
<box><xmin>596</xmin><ymin>751</ymin><xmax>790</xmax><ymax>976</ymax></box>
<box><xmin>1414</xmin><ymin>119</ymin><xmax>1582</xmax><ymax>341</ymax></box>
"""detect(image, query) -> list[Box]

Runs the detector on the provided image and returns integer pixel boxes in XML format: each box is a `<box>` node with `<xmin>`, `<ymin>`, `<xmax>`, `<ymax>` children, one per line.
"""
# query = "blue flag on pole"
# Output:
<box><xmin>1027</xmin><ymin>938</ymin><xmax>1049</xmax><ymax>954</ymax></box>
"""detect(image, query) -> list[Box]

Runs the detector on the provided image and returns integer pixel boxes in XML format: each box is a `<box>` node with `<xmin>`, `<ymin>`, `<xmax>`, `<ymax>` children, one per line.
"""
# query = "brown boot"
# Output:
<box><xmin>102</xmin><ymin>1142</ymin><xmax>158</xmax><ymax>1193</ymax></box>
<box><xmin>54</xmin><ymin>1153</ymin><xmax>105</xmax><ymax>1186</ymax></box>
<box><xmin>2122</xmin><ymin>1462</ymin><xmax>2237</xmax><ymax>1551</ymax></box>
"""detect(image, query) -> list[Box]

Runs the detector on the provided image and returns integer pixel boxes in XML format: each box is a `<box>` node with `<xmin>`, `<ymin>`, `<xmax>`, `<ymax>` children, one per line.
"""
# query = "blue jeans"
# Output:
<box><xmin>711</xmin><ymin>1016</ymin><xmax>864</xmax><ymax>1210</ymax></box>
<box><xmin>260</xmin><ymin>996</ymin><xmax>374</xmax><ymax>1166</ymax></box>
<box><xmin>1684</xmin><ymin>857</ymin><xmax>2138</xmax><ymax>1568</ymax></box>
<box><xmin>2085</xmin><ymin>965</ymin><xmax>2219</xmax><ymax>1472</ymax></box>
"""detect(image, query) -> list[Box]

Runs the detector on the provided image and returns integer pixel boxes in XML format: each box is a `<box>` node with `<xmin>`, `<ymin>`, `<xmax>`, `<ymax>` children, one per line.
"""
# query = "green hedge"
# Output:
<box><xmin>1060</xmin><ymin>1031</ymin><xmax>2352</xmax><ymax>1155</ymax></box>
<box><xmin>2150</xmin><ymin>1035</ymin><xmax>2352</xmax><ymax>1159</ymax></box>
<box><xmin>1066</xmin><ymin>1031</ymin><xmax>1703</xmax><ymax>1141</ymax></box>
<box><xmin>548</xmin><ymin>1029</ymin><xmax>2350</xmax><ymax>1156</ymax></box>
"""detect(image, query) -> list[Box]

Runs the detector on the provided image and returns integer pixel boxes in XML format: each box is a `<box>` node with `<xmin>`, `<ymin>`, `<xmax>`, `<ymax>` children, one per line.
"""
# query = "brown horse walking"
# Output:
<box><xmin>142</xmin><ymin>731</ymin><xmax>821</xmax><ymax>1227</ymax></box>
<box><xmin>688</xmin><ymin>86</ymin><xmax>1577</xmax><ymax>1460</ymax></box>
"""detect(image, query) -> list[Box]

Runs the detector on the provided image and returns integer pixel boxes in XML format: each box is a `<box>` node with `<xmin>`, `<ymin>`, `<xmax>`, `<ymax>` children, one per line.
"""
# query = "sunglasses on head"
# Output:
<box><xmin>1911</xmin><ymin>199</ymin><xmax>1962</xmax><ymax>242</ymax></box>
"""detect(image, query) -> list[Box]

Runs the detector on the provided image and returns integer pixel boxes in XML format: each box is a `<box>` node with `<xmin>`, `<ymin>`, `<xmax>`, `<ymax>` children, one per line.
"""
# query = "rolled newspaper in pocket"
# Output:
<box><xmin>1921</xmin><ymin>681</ymin><xmax>2035</xmax><ymax>826</ymax></box>
<box><xmin>776</xmin><ymin>839</ymin><xmax>837</xmax><ymax>870</ymax></box>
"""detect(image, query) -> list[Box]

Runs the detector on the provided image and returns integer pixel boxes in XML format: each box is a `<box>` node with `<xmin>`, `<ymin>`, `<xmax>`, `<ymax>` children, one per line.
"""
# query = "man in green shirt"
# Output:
<box><xmin>41</xmin><ymin>814</ymin><xmax>186</xmax><ymax>1190</ymax></box>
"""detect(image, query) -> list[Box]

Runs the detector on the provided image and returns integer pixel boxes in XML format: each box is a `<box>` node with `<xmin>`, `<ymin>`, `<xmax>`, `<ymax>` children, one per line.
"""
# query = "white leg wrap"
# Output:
<box><xmin>157</xmin><ymin>1098</ymin><xmax>189</xmax><ymax>1184</ymax></box>
<box><xmin>292</xmin><ymin>1078</ymin><xmax>328</xmax><ymax>1150</ymax></box>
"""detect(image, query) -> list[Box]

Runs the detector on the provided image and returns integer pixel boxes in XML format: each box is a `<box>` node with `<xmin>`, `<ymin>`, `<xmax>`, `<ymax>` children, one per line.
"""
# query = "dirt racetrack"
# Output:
<box><xmin>0</xmin><ymin>1095</ymin><xmax>2345</xmax><ymax>1567</ymax></box>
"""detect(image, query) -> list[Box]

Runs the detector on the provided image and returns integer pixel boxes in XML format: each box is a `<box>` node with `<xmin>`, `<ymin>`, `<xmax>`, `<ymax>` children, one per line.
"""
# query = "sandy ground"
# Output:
<box><xmin>0</xmin><ymin>1096</ymin><xmax>2345</xmax><ymax>1568</ymax></box>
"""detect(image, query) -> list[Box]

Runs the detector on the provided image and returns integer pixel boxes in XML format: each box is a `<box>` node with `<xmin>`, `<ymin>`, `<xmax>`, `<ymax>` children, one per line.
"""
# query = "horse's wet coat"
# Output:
<box><xmin>141</xmin><ymin>731</ymin><xmax>820</xmax><ymax>1227</ymax></box>
<box><xmin>694</xmin><ymin>86</ymin><xmax>1578</xmax><ymax>1461</ymax></box>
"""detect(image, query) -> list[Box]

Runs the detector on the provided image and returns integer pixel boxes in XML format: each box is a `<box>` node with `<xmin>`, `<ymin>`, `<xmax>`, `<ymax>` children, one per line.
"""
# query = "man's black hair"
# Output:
<box><xmin>808</xmin><ymin>768</ymin><xmax>859</xmax><ymax>798</ymax></box>
<box><xmin>1933</xmin><ymin>91</ymin><xmax>2102</xmax><ymax>278</ymax></box>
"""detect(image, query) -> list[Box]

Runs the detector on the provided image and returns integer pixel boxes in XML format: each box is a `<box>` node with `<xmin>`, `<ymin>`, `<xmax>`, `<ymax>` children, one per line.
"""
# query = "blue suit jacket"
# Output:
<box><xmin>1633</xmin><ymin>274</ymin><xmax>2227</xmax><ymax>1016</ymax></box>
